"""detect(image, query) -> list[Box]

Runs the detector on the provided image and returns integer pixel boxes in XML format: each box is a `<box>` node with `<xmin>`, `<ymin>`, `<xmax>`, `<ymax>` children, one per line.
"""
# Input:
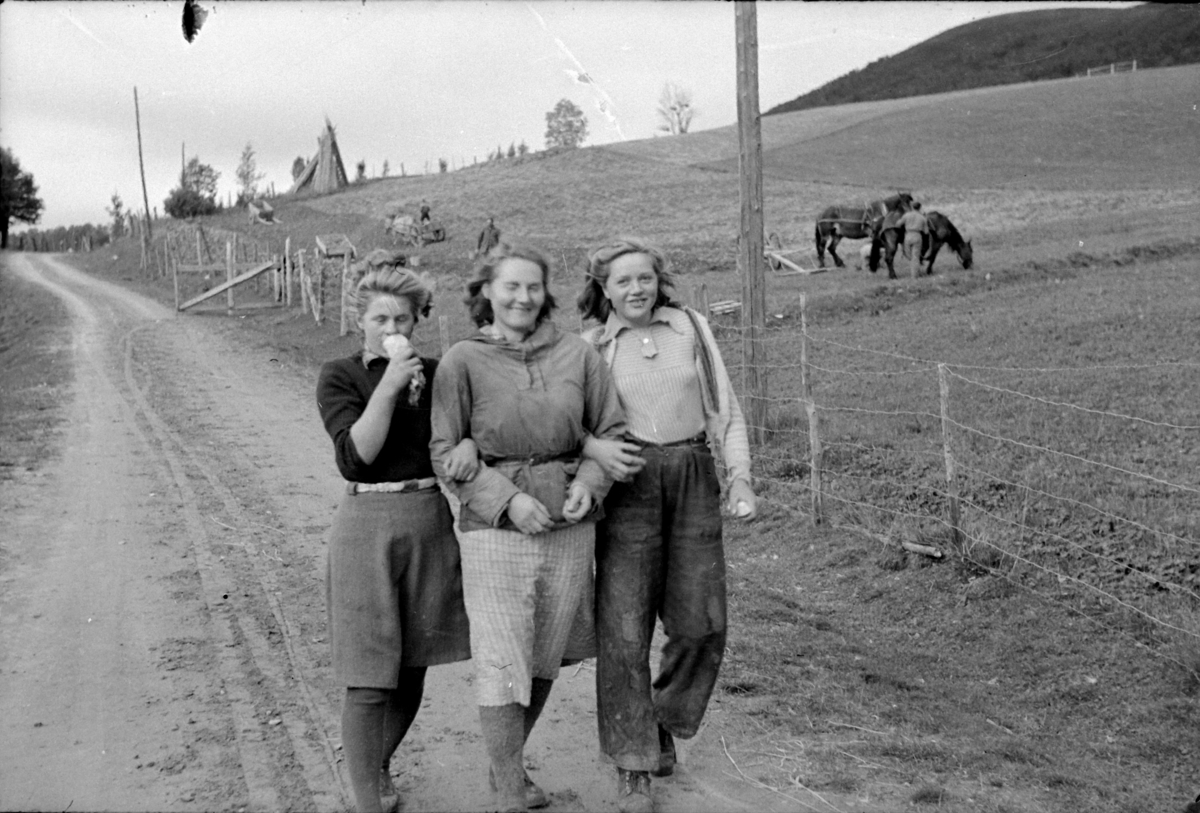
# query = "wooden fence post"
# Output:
<box><xmin>736</xmin><ymin>1</ymin><xmax>768</xmax><ymax>447</ymax></box>
<box><xmin>172</xmin><ymin>245</ymin><xmax>180</xmax><ymax>311</ymax></box>
<box><xmin>438</xmin><ymin>315</ymin><xmax>451</xmax><ymax>356</ymax></box>
<box><xmin>285</xmin><ymin>237</ymin><xmax>292</xmax><ymax>307</ymax></box>
<box><xmin>299</xmin><ymin>250</ymin><xmax>308</xmax><ymax>314</ymax></box>
<box><xmin>316</xmin><ymin>261</ymin><xmax>325</xmax><ymax>325</ymax></box>
<box><xmin>226</xmin><ymin>240</ymin><xmax>235</xmax><ymax>315</ymax></box>
<box><xmin>339</xmin><ymin>254</ymin><xmax>351</xmax><ymax>336</ymax></box>
<box><xmin>801</xmin><ymin>293</ymin><xmax>823</xmax><ymax>525</ymax></box>
<box><xmin>938</xmin><ymin>363</ymin><xmax>963</xmax><ymax>551</ymax></box>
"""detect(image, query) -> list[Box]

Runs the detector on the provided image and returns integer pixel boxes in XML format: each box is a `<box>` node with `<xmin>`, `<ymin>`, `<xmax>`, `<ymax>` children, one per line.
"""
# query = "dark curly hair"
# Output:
<box><xmin>464</xmin><ymin>238</ymin><xmax>558</xmax><ymax>329</ymax></box>
<box><xmin>576</xmin><ymin>236</ymin><xmax>680</xmax><ymax>323</ymax></box>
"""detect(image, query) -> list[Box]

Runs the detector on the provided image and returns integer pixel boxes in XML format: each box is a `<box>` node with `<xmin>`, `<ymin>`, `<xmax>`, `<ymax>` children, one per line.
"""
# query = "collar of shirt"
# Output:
<box><xmin>361</xmin><ymin>347</ymin><xmax>385</xmax><ymax>368</ymax></box>
<box><xmin>597</xmin><ymin>305</ymin><xmax>689</xmax><ymax>345</ymax></box>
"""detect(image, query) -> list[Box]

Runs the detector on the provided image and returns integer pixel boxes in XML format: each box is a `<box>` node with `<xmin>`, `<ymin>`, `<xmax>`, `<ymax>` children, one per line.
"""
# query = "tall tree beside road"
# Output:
<box><xmin>1</xmin><ymin>148</ymin><xmax>45</xmax><ymax>249</ymax></box>
<box><xmin>235</xmin><ymin>143</ymin><xmax>266</xmax><ymax>204</ymax></box>
<box><xmin>657</xmin><ymin>82</ymin><xmax>696</xmax><ymax>135</ymax></box>
<box><xmin>544</xmin><ymin>98</ymin><xmax>589</xmax><ymax>150</ymax></box>
<box><xmin>106</xmin><ymin>193</ymin><xmax>127</xmax><ymax>239</ymax></box>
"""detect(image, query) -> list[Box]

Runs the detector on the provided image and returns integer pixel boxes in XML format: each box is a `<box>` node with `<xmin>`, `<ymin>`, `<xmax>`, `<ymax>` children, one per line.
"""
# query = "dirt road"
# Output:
<box><xmin>0</xmin><ymin>254</ymin><xmax>788</xmax><ymax>813</ymax></box>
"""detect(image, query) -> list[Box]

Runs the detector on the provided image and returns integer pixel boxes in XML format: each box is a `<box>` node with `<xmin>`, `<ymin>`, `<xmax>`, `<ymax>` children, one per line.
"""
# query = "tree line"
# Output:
<box><xmin>1</xmin><ymin>82</ymin><xmax>698</xmax><ymax>247</ymax></box>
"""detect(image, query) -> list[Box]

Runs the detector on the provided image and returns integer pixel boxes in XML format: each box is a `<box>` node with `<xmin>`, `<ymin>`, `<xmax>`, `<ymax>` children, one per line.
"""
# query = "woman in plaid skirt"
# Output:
<box><xmin>430</xmin><ymin>239</ymin><xmax>626</xmax><ymax>812</ymax></box>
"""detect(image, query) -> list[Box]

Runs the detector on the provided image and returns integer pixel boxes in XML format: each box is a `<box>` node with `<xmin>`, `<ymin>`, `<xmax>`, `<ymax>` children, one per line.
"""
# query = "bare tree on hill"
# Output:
<box><xmin>657</xmin><ymin>82</ymin><xmax>695</xmax><ymax>135</ymax></box>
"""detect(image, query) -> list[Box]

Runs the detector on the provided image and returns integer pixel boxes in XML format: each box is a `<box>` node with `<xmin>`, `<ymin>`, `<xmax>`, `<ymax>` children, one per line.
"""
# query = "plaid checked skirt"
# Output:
<box><xmin>456</xmin><ymin>521</ymin><xmax>595</xmax><ymax>707</ymax></box>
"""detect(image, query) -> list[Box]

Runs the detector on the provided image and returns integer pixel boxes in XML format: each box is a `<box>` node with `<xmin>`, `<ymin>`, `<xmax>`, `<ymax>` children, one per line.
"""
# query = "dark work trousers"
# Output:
<box><xmin>594</xmin><ymin>438</ymin><xmax>727</xmax><ymax>771</ymax></box>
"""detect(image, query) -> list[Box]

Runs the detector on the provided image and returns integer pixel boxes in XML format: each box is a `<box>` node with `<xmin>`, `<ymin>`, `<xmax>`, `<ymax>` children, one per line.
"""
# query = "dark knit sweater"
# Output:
<box><xmin>316</xmin><ymin>352</ymin><xmax>439</xmax><ymax>483</ymax></box>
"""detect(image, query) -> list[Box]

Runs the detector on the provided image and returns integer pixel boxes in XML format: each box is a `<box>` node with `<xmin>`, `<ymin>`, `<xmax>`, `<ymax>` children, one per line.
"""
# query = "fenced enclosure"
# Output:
<box><xmin>699</xmin><ymin>294</ymin><xmax>1199</xmax><ymax>674</ymax></box>
<box><xmin>162</xmin><ymin>225</ymin><xmax>291</xmax><ymax>313</ymax></box>
<box><xmin>710</xmin><ymin>296</ymin><xmax>1190</xmax><ymax>666</ymax></box>
<box><xmin>1080</xmin><ymin>59</ymin><xmax>1138</xmax><ymax>78</ymax></box>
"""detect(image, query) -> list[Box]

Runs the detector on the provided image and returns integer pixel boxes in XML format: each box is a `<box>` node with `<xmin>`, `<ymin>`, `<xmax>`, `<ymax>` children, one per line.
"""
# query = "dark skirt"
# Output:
<box><xmin>326</xmin><ymin>487</ymin><xmax>472</xmax><ymax>688</ymax></box>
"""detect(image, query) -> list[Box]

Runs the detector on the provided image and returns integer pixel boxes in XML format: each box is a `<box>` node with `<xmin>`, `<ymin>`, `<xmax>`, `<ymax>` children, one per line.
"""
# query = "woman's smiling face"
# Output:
<box><xmin>483</xmin><ymin>257</ymin><xmax>545</xmax><ymax>341</ymax></box>
<box><xmin>603</xmin><ymin>252</ymin><xmax>658</xmax><ymax>327</ymax></box>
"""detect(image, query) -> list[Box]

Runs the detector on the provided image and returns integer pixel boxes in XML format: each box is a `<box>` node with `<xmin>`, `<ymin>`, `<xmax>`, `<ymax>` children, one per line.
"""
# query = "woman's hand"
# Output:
<box><xmin>444</xmin><ymin>438</ymin><xmax>480</xmax><ymax>482</ymax></box>
<box><xmin>582</xmin><ymin>436</ymin><xmax>646</xmax><ymax>483</ymax></box>
<box><xmin>507</xmin><ymin>493</ymin><xmax>552</xmax><ymax>535</ymax></box>
<box><xmin>379</xmin><ymin>343</ymin><xmax>421</xmax><ymax>396</ymax></box>
<box><xmin>561</xmin><ymin>482</ymin><xmax>593</xmax><ymax>524</ymax></box>
<box><xmin>727</xmin><ymin>479</ymin><xmax>758</xmax><ymax>520</ymax></box>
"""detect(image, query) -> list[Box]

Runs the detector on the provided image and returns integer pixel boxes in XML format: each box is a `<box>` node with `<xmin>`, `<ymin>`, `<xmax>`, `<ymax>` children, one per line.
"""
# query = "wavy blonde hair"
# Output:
<box><xmin>576</xmin><ymin>236</ymin><xmax>680</xmax><ymax>322</ymax></box>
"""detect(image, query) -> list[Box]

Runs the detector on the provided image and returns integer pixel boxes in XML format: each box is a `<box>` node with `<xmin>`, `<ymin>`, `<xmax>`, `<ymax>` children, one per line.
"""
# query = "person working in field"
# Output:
<box><xmin>419</xmin><ymin>199</ymin><xmax>432</xmax><ymax>225</ymax></box>
<box><xmin>477</xmin><ymin>217</ymin><xmax>502</xmax><ymax>256</ymax></box>
<box><xmin>897</xmin><ymin>202</ymin><xmax>930</xmax><ymax>278</ymax></box>
<box><xmin>576</xmin><ymin>237</ymin><xmax>757</xmax><ymax>813</ymax></box>
<box><xmin>430</xmin><ymin>239</ymin><xmax>626</xmax><ymax>812</ymax></box>
<box><xmin>316</xmin><ymin>259</ymin><xmax>480</xmax><ymax>813</ymax></box>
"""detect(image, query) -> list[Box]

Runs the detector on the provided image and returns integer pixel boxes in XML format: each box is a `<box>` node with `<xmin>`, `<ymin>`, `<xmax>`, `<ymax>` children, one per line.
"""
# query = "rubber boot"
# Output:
<box><xmin>517</xmin><ymin>678</ymin><xmax>553</xmax><ymax>808</ymax></box>
<box><xmin>342</xmin><ymin>688</ymin><xmax>387</xmax><ymax>813</ymax></box>
<box><xmin>479</xmin><ymin>704</ymin><xmax>527</xmax><ymax>812</ymax></box>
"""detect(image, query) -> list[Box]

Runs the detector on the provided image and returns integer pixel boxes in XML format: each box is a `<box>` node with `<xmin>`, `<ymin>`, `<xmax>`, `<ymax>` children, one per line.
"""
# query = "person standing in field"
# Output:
<box><xmin>897</xmin><ymin>202</ymin><xmax>929</xmax><ymax>278</ymax></box>
<box><xmin>429</xmin><ymin>239</ymin><xmax>626</xmax><ymax>812</ymax></box>
<box><xmin>419</xmin><ymin>199</ymin><xmax>431</xmax><ymax>225</ymax></box>
<box><xmin>576</xmin><ymin>237</ymin><xmax>757</xmax><ymax>813</ymax></box>
<box><xmin>316</xmin><ymin>263</ymin><xmax>479</xmax><ymax>813</ymax></box>
<box><xmin>477</xmin><ymin>217</ymin><xmax>502</xmax><ymax>256</ymax></box>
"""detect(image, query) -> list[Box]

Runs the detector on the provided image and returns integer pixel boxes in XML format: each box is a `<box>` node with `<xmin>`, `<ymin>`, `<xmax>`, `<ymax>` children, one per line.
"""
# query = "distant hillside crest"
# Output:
<box><xmin>766</xmin><ymin>4</ymin><xmax>1200</xmax><ymax>116</ymax></box>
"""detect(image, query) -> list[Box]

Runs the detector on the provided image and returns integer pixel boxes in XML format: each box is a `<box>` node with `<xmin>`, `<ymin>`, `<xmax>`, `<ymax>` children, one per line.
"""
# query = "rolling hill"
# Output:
<box><xmin>765</xmin><ymin>3</ymin><xmax>1200</xmax><ymax>116</ymax></box>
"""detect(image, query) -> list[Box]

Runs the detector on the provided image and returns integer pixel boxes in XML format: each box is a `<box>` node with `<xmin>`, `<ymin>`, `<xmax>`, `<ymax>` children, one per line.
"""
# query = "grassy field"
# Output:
<box><xmin>64</xmin><ymin>66</ymin><xmax>1200</xmax><ymax>812</ymax></box>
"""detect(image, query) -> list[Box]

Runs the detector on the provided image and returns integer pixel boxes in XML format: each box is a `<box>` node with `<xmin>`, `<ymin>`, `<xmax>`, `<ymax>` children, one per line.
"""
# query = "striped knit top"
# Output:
<box><xmin>603</xmin><ymin>311</ymin><xmax>707</xmax><ymax>444</ymax></box>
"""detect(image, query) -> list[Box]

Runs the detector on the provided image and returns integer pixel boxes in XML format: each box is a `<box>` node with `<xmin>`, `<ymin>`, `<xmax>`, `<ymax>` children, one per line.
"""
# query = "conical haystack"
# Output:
<box><xmin>289</xmin><ymin>117</ymin><xmax>349</xmax><ymax>195</ymax></box>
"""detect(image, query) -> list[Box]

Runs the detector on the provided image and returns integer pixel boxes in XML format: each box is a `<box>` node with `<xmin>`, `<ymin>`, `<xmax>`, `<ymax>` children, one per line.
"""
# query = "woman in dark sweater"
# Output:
<box><xmin>316</xmin><ymin>261</ymin><xmax>476</xmax><ymax>813</ymax></box>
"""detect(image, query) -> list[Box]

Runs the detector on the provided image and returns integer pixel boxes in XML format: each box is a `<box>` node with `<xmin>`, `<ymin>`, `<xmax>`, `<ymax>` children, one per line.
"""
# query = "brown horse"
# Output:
<box><xmin>869</xmin><ymin>210</ymin><xmax>973</xmax><ymax>279</ymax></box>
<box><xmin>815</xmin><ymin>192</ymin><xmax>913</xmax><ymax>268</ymax></box>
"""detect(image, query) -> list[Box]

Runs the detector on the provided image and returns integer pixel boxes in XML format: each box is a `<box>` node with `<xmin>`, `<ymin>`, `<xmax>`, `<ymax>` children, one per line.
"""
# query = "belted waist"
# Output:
<box><xmin>482</xmin><ymin>449</ymin><xmax>578</xmax><ymax>467</ymax></box>
<box><xmin>347</xmin><ymin>476</ymin><xmax>439</xmax><ymax>495</ymax></box>
<box><xmin>626</xmin><ymin>432</ymin><xmax>708</xmax><ymax>450</ymax></box>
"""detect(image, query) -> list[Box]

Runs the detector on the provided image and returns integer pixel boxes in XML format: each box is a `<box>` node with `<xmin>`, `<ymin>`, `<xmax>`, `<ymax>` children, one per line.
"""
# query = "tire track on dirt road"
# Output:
<box><xmin>1</xmin><ymin>254</ymin><xmax>344</xmax><ymax>812</ymax></box>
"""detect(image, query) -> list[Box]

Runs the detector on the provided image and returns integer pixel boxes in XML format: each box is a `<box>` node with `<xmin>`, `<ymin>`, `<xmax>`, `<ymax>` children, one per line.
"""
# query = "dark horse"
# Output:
<box><xmin>869</xmin><ymin>210</ymin><xmax>973</xmax><ymax>279</ymax></box>
<box><xmin>815</xmin><ymin>192</ymin><xmax>913</xmax><ymax>268</ymax></box>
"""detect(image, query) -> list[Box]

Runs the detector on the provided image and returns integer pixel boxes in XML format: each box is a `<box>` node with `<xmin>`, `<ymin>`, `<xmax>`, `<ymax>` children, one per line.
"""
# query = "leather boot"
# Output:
<box><xmin>651</xmin><ymin>726</ymin><xmax>675</xmax><ymax>778</ymax></box>
<box><xmin>617</xmin><ymin>768</ymin><xmax>653</xmax><ymax>813</ymax></box>
<box><xmin>479</xmin><ymin>704</ymin><xmax>527</xmax><ymax>812</ymax></box>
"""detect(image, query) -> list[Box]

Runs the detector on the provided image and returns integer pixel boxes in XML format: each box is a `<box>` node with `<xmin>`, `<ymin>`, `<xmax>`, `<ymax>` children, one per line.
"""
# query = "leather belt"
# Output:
<box><xmin>628</xmin><ymin>432</ymin><xmax>707</xmax><ymax>450</ymax></box>
<box><xmin>347</xmin><ymin>477</ymin><xmax>439</xmax><ymax>495</ymax></box>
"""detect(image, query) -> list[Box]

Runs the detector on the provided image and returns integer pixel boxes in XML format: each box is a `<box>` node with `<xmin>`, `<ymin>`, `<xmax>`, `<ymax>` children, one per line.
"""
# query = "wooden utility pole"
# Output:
<box><xmin>735</xmin><ymin>2</ymin><xmax>767</xmax><ymax>445</ymax></box>
<box><xmin>133</xmin><ymin>87</ymin><xmax>152</xmax><ymax>240</ymax></box>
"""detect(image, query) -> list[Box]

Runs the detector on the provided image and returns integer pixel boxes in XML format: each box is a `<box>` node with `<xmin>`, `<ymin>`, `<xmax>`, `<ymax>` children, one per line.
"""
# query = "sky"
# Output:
<box><xmin>1</xmin><ymin>0</ymin><xmax>1135</xmax><ymax>231</ymax></box>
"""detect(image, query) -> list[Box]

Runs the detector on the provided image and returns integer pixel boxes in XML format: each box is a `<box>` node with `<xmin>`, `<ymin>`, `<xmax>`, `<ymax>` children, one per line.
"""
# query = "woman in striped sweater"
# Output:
<box><xmin>578</xmin><ymin>237</ymin><xmax>758</xmax><ymax>813</ymax></box>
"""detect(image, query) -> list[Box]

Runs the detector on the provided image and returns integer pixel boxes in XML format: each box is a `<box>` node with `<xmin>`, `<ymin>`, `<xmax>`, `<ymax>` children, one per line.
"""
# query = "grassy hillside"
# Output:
<box><xmin>159</xmin><ymin>63</ymin><xmax>1199</xmax><ymax>301</ymax></box>
<box><xmin>766</xmin><ymin>3</ymin><xmax>1200</xmax><ymax>115</ymax></box>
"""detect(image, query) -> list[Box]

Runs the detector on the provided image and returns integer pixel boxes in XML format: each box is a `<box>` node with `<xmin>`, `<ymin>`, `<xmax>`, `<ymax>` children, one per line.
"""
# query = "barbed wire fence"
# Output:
<box><xmin>698</xmin><ymin>291</ymin><xmax>1200</xmax><ymax>677</ymax></box>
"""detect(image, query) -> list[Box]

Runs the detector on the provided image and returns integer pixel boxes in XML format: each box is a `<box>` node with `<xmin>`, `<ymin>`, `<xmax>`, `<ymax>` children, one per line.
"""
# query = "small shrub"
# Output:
<box><xmin>911</xmin><ymin>785</ymin><xmax>950</xmax><ymax>805</ymax></box>
<box><xmin>163</xmin><ymin>187</ymin><xmax>216</xmax><ymax>219</ymax></box>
